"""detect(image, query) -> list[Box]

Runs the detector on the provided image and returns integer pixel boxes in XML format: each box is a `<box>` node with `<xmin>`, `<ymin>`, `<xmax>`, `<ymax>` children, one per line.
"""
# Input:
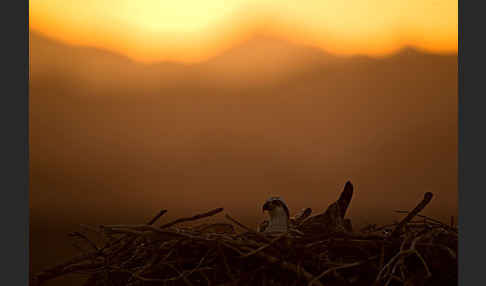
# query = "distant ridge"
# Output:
<box><xmin>30</xmin><ymin>31</ymin><xmax>457</xmax><ymax>88</ymax></box>
<box><xmin>30</xmin><ymin>31</ymin><xmax>456</xmax><ymax>68</ymax></box>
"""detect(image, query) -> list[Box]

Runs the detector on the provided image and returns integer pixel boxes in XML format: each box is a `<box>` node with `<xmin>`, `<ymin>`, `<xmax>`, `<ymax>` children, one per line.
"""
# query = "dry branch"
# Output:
<box><xmin>391</xmin><ymin>192</ymin><xmax>433</xmax><ymax>238</ymax></box>
<box><xmin>160</xmin><ymin>208</ymin><xmax>223</xmax><ymax>229</ymax></box>
<box><xmin>33</xmin><ymin>192</ymin><xmax>457</xmax><ymax>286</ymax></box>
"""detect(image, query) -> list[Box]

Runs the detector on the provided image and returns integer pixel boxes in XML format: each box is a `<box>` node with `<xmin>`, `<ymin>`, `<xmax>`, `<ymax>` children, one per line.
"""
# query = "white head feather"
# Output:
<box><xmin>262</xmin><ymin>197</ymin><xmax>290</xmax><ymax>233</ymax></box>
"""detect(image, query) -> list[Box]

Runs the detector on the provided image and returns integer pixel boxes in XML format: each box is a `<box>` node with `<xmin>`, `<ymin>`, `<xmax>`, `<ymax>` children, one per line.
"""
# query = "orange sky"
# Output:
<box><xmin>30</xmin><ymin>0</ymin><xmax>457</xmax><ymax>63</ymax></box>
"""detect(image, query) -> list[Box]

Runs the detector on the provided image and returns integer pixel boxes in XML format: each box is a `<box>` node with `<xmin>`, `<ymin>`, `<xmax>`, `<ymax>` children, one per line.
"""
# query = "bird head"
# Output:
<box><xmin>262</xmin><ymin>197</ymin><xmax>290</xmax><ymax>219</ymax></box>
<box><xmin>262</xmin><ymin>197</ymin><xmax>290</xmax><ymax>233</ymax></box>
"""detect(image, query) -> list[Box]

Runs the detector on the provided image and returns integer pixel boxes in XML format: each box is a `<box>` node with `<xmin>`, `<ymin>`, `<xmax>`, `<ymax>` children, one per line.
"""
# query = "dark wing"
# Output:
<box><xmin>336</xmin><ymin>181</ymin><xmax>354</xmax><ymax>218</ymax></box>
<box><xmin>299</xmin><ymin>181</ymin><xmax>354</xmax><ymax>236</ymax></box>
<box><xmin>290</xmin><ymin>208</ymin><xmax>312</xmax><ymax>225</ymax></box>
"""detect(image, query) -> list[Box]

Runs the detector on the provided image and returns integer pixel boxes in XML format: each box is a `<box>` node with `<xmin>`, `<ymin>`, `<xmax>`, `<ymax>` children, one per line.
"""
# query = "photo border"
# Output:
<box><xmin>2</xmin><ymin>1</ymin><xmax>480</xmax><ymax>285</ymax></box>
<box><xmin>458</xmin><ymin>0</ymin><xmax>485</xmax><ymax>285</ymax></box>
<box><xmin>2</xmin><ymin>1</ymin><xmax>29</xmax><ymax>285</ymax></box>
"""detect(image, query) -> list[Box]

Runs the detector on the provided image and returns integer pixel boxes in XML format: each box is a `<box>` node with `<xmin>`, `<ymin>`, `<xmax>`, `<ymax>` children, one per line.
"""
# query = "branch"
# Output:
<box><xmin>391</xmin><ymin>192</ymin><xmax>433</xmax><ymax>238</ymax></box>
<box><xmin>308</xmin><ymin>256</ymin><xmax>378</xmax><ymax>286</ymax></box>
<box><xmin>160</xmin><ymin>208</ymin><xmax>223</xmax><ymax>229</ymax></box>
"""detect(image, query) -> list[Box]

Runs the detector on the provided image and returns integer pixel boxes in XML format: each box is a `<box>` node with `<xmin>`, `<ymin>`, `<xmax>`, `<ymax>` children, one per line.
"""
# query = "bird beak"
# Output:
<box><xmin>262</xmin><ymin>202</ymin><xmax>272</xmax><ymax>212</ymax></box>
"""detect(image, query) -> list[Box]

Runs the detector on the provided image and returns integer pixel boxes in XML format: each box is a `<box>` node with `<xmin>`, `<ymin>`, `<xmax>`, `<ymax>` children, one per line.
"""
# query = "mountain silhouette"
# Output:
<box><xmin>29</xmin><ymin>30</ymin><xmax>457</xmax><ymax>225</ymax></box>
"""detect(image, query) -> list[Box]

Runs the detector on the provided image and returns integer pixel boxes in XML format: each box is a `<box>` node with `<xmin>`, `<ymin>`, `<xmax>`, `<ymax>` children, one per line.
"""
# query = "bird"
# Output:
<box><xmin>260</xmin><ymin>197</ymin><xmax>290</xmax><ymax>233</ymax></box>
<box><xmin>258</xmin><ymin>181</ymin><xmax>354</xmax><ymax>236</ymax></box>
<box><xmin>298</xmin><ymin>181</ymin><xmax>354</xmax><ymax>236</ymax></box>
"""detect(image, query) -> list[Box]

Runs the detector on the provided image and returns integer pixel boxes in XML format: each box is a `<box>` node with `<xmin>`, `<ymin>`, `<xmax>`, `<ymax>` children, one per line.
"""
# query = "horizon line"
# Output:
<box><xmin>30</xmin><ymin>28</ymin><xmax>458</xmax><ymax>66</ymax></box>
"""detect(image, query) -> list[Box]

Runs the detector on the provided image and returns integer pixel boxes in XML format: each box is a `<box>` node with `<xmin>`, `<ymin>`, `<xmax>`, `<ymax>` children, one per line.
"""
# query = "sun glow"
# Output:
<box><xmin>30</xmin><ymin>0</ymin><xmax>457</xmax><ymax>63</ymax></box>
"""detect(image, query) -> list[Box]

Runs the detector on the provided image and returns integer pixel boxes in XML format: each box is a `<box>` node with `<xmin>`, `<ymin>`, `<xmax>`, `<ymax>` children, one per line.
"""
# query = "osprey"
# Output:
<box><xmin>259</xmin><ymin>181</ymin><xmax>354</xmax><ymax>235</ymax></box>
<box><xmin>261</xmin><ymin>197</ymin><xmax>290</xmax><ymax>233</ymax></box>
<box><xmin>299</xmin><ymin>181</ymin><xmax>354</xmax><ymax>235</ymax></box>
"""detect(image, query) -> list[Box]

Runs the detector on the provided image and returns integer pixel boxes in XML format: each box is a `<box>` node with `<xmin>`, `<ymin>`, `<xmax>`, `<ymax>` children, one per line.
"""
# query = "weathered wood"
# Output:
<box><xmin>34</xmin><ymin>189</ymin><xmax>457</xmax><ymax>286</ymax></box>
<box><xmin>160</xmin><ymin>208</ymin><xmax>224</xmax><ymax>229</ymax></box>
<box><xmin>391</xmin><ymin>192</ymin><xmax>433</xmax><ymax>238</ymax></box>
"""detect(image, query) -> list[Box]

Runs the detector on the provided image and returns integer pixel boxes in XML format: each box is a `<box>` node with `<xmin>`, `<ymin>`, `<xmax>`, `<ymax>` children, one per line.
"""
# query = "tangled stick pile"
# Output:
<box><xmin>33</xmin><ymin>191</ymin><xmax>457</xmax><ymax>286</ymax></box>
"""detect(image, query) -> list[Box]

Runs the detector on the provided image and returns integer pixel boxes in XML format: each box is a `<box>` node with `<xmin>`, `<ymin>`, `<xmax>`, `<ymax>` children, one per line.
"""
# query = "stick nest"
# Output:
<box><xmin>33</xmin><ymin>194</ymin><xmax>457</xmax><ymax>286</ymax></box>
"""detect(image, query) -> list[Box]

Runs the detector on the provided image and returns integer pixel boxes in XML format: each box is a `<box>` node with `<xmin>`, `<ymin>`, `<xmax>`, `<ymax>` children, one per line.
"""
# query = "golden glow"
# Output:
<box><xmin>30</xmin><ymin>0</ymin><xmax>457</xmax><ymax>63</ymax></box>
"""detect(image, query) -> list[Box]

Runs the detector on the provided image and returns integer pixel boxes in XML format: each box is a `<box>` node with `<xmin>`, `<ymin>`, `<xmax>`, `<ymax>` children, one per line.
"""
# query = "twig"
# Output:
<box><xmin>394</xmin><ymin>210</ymin><xmax>458</xmax><ymax>232</ymax></box>
<box><xmin>391</xmin><ymin>192</ymin><xmax>433</xmax><ymax>238</ymax></box>
<box><xmin>217</xmin><ymin>242</ymin><xmax>237</xmax><ymax>284</ymax></box>
<box><xmin>375</xmin><ymin>249</ymin><xmax>415</xmax><ymax>283</ymax></box>
<box><xmin>224</xmin><ymin>214</ymin><xmax>272</xmax><ymax>244</ymax></box>
<box><xmin>308</xmin><ymin>256</ymin><xmax>378</xmax><ymax>286</ymax></box>
<box><xmin>160</xmin><ymin>208</ymin><xmax>223</xmax><ymax>229</ymax></box>
<box><xmin>101</xmin><ymin>209</ymin><xmax>169</xmax><ymax>253</ymax></box>
<box><xmin>240</xmin><ymin>232</ymin><xmax>288</xmax><ymax>258</ymax></box>
<box><xmin>32</xmin><ymin>254</ymin><xmax>99</xmax><ymax>286</ymax></box>
<box><xmin>254</xmin><ymin>252</ymin><xmax>324</xmax><ymax>286</ymax></box>
<box><xmin>68</xmin><ymin>231</ymin><xmax>99</xmax><ymax>252</ymax></box>
<box><xmin>147</xmin><ymin>209</ymin><xmax>168</xmax><ymax>225</ymax></box>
